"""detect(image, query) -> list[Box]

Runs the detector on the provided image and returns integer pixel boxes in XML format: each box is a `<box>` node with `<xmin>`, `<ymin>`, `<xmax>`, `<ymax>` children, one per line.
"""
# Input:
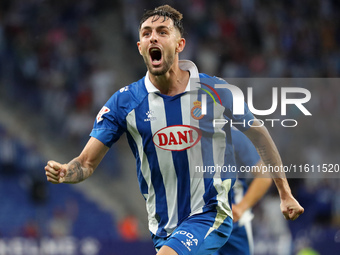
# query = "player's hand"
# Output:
<box><xmin>232</xmin><ymin>203</ymin><xmax>245</xmax><ymax>222</ymax></box>
<box><xmin>280</xmin><ymin>195</ymin><xmax>304</xmax><ymax>220</ymax></box>
<box><xmin>45</xmin><ymin>160</ymin><xmax>68</xmax><ymax>184</ymax></box>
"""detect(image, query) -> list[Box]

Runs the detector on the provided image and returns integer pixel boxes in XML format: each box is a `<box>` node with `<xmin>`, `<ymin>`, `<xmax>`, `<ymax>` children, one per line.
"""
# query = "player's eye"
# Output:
<box><xmin>142</xmin><ymin>31</ymin><xmax>151</xmax><ymax>37</ymax></box>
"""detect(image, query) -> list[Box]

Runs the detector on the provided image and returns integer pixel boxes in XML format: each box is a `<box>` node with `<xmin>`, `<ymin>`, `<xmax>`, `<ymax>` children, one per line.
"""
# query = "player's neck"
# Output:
<box><xmin>149</xmin><ymin>65</ymin><xmax>190</xmax><ymax>96</ymax></box>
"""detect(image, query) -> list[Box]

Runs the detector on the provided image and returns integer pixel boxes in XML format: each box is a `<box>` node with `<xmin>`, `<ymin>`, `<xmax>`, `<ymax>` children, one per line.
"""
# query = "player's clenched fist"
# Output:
<box><xmin>45</xmin><ymin>160</ymin><xmax>68</xmax><ymax>184</ymax></box>
<box><xmin>280</xmin><ymin>196</ymin><xmax>304</xmax><ymax>221</ymax></box>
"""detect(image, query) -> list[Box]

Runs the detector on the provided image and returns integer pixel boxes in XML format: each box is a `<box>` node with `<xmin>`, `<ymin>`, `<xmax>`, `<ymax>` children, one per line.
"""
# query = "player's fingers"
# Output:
<box><xmin>232</xmin><ymin>207</ymin><xmax>241</xmax><ymax>222</ymax></box>
<box><xmin>281</xmin><ymin>204</ymin><xmax>291</xmax><ymax>220</ymax></box>
<box><xmin>45</xmin><ymin>170</ymin><xmax>59</xmax><ymax>179</ymax></box>
<box><xmin>45</xmin><ymin>172</ymin><xmax>60</xmax><ymax>183</ymax></box>
<box><xmin>59</xmin><ymin>169</ymin><xmax>67</xmax><ymax>178</ymax></box>
<box><xmin>47</xmin><ymin>160</ymin><xmax>61</xmax><ymax>170</ymax></box>
<box><xmin>289</xmin><ymin>206</ymin><xmax>304</xmax><ymax>220</ymax></box>
<box><xmin>59</xmin><ymin>176</ymin><xmax>65</xmax><ymax>183</ymax></box>
<box><xmin>45</xmin><ymin>162</ymin><xmax>68</xmax><ymax>184</ymax></box>
<box><xmin>58</xmin><ymin>167</ymin><xmax>67</xmax><ymax>183</ymax></box>
<box><xmin>283</xmin><ymin>205</ymin><xmax>304</xmax><ymax>220</ymax></box>
<box><xmin>45</xmin><ymin>167</ymin><xmax>59</xmax><ymax>181</ymax></box>
<box><xmin>44</xmin><ymin>165</ymin><xmax>59</xmax><ymax>176</ymax></box>
<box><xmin>46</xmin><ymin>170</ymin><xmax>66</xmax><ymax>184</ymax></box>
<box><xmin>282</xmin><ymin>210</ymin><xmax>290</xmax><ymax>220</ymax></box>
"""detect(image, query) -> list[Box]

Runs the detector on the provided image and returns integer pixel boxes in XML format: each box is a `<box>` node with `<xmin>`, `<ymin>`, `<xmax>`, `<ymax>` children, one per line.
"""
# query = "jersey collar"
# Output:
<box><xmin>144</xmin><ymin>60</ymin><xmax>200</xmax><ymax>93</ymax></box>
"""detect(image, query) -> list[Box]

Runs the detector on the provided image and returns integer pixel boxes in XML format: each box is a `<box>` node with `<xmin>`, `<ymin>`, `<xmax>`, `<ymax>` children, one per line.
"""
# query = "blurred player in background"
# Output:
<box><xmin>45</xmin><ymin>5</ymin><xmax>303</xmax><ymax>255</ymax></box>
<box><xmin>214</xmin><ymin>128</ymin><xmax>272</xmax><ymax>255</ymax></box>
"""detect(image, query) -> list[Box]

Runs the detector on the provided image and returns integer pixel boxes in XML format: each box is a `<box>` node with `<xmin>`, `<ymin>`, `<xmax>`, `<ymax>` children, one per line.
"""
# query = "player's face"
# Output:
<box><xmin>137</xmin><ymin>16</ymin><xmax>183</xmax><ymax>76</ymax></box>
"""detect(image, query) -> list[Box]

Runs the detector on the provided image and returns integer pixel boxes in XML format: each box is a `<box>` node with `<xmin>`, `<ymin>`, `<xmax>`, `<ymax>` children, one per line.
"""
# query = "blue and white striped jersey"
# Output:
<box><xmin>90</xmin><ymin>60</ymin><xmax>254</xmax><ymax>237</ymax></box>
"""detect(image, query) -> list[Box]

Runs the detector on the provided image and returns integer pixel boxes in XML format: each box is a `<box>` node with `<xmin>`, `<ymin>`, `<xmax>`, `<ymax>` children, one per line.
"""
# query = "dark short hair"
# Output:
<box><xmin>139</xmin><ymin>5</ymin><xmax>184</xmax><ymax>37</ymax></box>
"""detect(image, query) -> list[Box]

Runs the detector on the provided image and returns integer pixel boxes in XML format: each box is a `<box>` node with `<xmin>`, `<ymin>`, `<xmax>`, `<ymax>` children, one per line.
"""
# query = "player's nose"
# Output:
<box><xmin>149</xmin><ymin>31</ymin><xmax>158</xmax><ymax>43</ymax></box>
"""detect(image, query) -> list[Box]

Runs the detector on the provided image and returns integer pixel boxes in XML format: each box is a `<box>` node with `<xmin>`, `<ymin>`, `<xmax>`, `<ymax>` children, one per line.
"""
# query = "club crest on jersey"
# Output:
<box><xmin>152</xmin><ymin>125</ymin><xmax>202</xmax><ymax>151</ymax></box>
<box><xmin>191</xmin><ymin>101</ymin><xmax>204</xmax><ymax>120</ymax></box>
<box><xmin>96</xmin><ymin>106</ymin><xmax>110</xmax><ymax>123</ymax></box>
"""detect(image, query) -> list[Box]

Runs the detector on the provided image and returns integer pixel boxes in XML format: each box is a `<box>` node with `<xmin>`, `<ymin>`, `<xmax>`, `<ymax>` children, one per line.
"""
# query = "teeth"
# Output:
<box><xmin>150</xmin><ymin>48</ymin><xmax>160</xmax><ymax>52</ymax></box>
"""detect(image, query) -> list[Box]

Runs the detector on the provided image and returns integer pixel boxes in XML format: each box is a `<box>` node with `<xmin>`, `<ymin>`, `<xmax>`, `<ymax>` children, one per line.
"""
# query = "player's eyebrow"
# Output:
<box><xmin>140</xmin><ymin>25</ymin><xmax>172</xmax><ymax>32</ymax></box>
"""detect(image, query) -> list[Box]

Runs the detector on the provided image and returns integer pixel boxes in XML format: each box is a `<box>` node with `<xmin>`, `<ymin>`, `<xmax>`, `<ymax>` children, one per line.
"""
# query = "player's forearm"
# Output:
<box><xmin>245</xmin><ymin>123</ymin><xmax>282</xmax><ymax>168</ymax></box>
<box><xmin>59</xmin><ymin>137</ymin><xmax>109</xmax><ymax>183</ymax></box>
<box><xmin>62</xmin><ymin>158</ymin><xmax>95</xmax><ymax>183</ymax></box>
<box><xmin>271</xmin><ymin>177</ymin><xmax>293</xmax><ymax>199</ymax></box>
<box><xmin>244</xmin><ymin>120</ymin><xmax>291</xmax><ymax>196</ymax></box>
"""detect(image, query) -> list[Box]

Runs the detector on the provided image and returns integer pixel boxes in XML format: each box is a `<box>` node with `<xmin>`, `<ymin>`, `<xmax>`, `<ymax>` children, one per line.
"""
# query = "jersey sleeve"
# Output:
<box><xmin>90</xmin><ymin>87</ymin><xmax>129</xmax><ymax>147</ymax></box>
<box><xmin>212</xmin><ymin>76</ymin><xmax>255</xmax><ymax>132</ymax></box>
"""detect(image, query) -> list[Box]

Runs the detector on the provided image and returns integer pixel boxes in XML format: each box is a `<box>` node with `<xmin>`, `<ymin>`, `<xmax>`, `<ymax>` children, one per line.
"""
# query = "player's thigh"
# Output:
<box><xmin>157</xmin><ymin>245</ymin><xmax>178</xmax><ymax>255</ymax></box>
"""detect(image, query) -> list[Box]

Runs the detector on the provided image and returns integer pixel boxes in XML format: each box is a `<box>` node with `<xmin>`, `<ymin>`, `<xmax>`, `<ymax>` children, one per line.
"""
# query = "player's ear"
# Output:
<box><xmin>137</xmin><ymin>41</ymin><xmax>142</xmax><ymax>55</ymax></box>
<box><xmin>176</xmin><ymin>38</ymin><xmax>186</xmax><ymax>53</ymax></box>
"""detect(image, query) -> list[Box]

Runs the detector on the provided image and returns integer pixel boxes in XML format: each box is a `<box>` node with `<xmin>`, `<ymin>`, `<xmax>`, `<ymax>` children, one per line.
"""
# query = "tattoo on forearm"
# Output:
<box><xmin>67</xmin><ymin>161</ymin><xmax>85</xmax><ymax>182</ymax></box>
<box><xmin>256</xmin><ymin>144</ymin><xmax>286</xmax><ymax>178</ymax></box>
<box><xmin>256</xmin><ymin>145</ymin><xmax>277</xmax><ymax>166</ymax></box>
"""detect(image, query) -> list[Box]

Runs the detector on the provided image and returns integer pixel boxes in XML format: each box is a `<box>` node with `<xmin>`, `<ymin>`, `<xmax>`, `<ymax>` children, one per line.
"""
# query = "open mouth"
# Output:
<box><xmin>149</xmin><ymin>47</ymin><xmax>162</xmax><ymax>65</ymax></box>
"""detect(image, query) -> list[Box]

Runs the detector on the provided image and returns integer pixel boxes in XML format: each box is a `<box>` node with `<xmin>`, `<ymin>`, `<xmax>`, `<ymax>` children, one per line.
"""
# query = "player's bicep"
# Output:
<box><xmin>78</xmin><ymin>137</ymin><xmax>110</xmax><ymax>171</ymax></box>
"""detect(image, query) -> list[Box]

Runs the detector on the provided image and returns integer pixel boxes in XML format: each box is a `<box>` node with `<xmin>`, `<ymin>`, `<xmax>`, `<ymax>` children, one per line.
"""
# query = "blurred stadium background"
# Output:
<box><xmin>0</xmin><ymin>0</ymin><xmax>339</xmax><ymax>254</ymax></box>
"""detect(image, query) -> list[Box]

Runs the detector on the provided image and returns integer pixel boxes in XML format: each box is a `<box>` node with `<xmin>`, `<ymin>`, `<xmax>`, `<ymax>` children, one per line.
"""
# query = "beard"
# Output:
<box><xmin>143</xmin><ymin>51</ymin><xmax>175</xmax><ymax>76</ymax></box>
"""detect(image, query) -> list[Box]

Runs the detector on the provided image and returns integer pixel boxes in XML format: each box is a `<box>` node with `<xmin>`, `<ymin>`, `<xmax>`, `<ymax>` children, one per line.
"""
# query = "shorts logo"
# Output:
<box><xmin>96</xmin><ymin>106</ymin><xmax>110</xmax><ymax>123</ymax></box>
<box><xmin>186</xmin><ymin>239</ymin><xmax>193</xmax><ymax>247</ymax></box>
<box><xmin>172</xmin><ymin>230</ymin><xmax>198</xmax><ymax>251</ymax></box>
<box><xmin>191</xmin><ymin>101</ymin><xmax>204</xmax><ymax>120</ymax></box>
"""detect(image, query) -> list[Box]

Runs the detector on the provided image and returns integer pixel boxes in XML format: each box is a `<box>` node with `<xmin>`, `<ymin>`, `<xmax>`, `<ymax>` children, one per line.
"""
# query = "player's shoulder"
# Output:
<box><xmin>198</xmin><ymin>73</ymin><xmax>234</xmax><ymax>104</ymax></box>
<box><xmin>199</xmin><ymin>73</ymin><xmax>227</xmax><ymax>83</ymax></box>
<box><xmin>198</xmin><ymin>73</ymin><xmax>230</xmax><ymax>91</ymax></box>
<box><xmin>107</xmin><ymin>77</ymin><xmax>148</xmax><ymax>109</ymax></box>
<box><xmin>116</xmin><ymin>77</ymin><xmax>147</xmax><ymax>99</ymax></box>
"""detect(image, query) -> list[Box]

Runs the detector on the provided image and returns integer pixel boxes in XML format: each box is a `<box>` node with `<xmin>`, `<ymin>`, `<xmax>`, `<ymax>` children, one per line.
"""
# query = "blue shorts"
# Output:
<box><xmin>214</xmin><ymin>221</ymin><xmax>253</xmax><ymax>255</ymax></box>
<box><xmin>152</xmin><ymin>210</ymin><xmax>233</xmax><ymax>255</ymax></box>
